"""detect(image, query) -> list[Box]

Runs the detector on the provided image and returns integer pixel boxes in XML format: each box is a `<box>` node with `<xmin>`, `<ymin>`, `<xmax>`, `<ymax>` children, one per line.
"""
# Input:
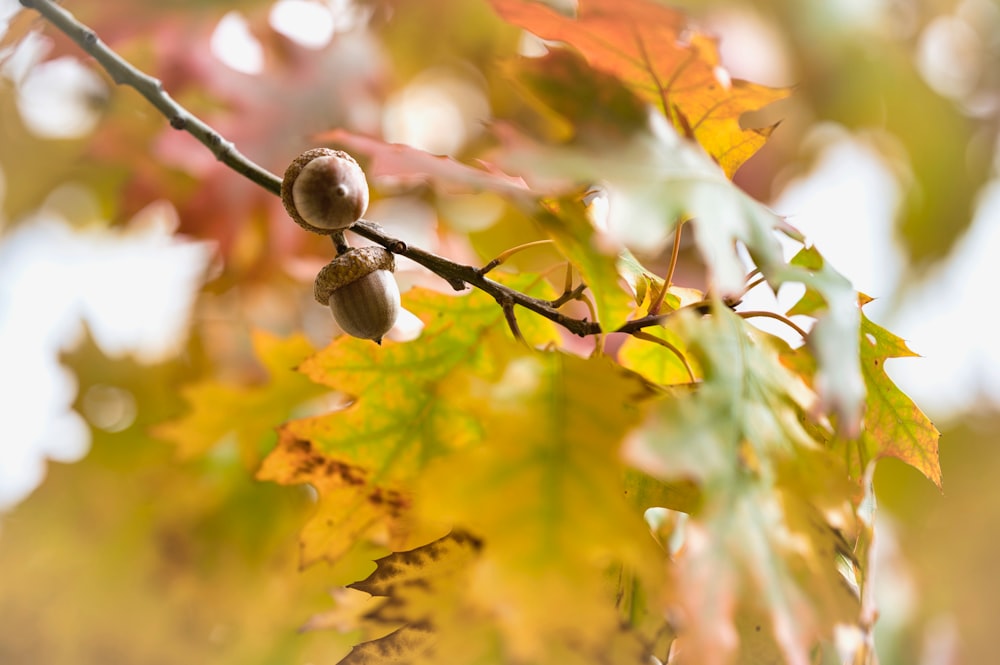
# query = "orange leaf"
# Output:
<box><xmin>490</xmin><ymin>0</ymin><xmax>789</xmax><ymax>177</ymax></box>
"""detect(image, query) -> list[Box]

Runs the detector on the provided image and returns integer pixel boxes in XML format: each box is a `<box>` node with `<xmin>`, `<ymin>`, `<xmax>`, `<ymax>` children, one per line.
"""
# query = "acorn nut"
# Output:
<box><xmin>314</xmin><ymin>246</ymin><xmax>400</xmax><ymax>343</ymax></box>
<box><xmin>281</xmin><ymin>148</ymin><xmax>369</xmax><ymax>234</ymax></box>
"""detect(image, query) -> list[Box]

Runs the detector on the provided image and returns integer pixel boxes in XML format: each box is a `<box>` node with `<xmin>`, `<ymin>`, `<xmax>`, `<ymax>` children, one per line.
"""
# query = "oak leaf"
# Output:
<box><xmin>411</xmin><ymin>351</ymin><xmax>665</xmax><ymax>664</ymax></box>
<box><xmin>851</xmin><ymin>309</ymin><xmax>942</xmax><ymax>487</ymax></box>
<box><xmin>152</xmin><ymin>330</ymin><xmax>326</xmax><ymax>464</ymax></box>
<box><xmin>257</xmin><ymin>280</ymin><xmax>559</xmax><ymax>566</ymax></box>
<box><xmin>625</xmin><ymin>306</ymin><xmax>858</xmax><ymax>664</ymax></box>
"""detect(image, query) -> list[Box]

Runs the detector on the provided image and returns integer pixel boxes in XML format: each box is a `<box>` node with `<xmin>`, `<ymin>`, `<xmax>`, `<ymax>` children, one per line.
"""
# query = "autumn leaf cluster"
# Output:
<box><xmin>10</xmin><ymin>0</ymin><xmax>941</xmax><ymax>663</ymax></box>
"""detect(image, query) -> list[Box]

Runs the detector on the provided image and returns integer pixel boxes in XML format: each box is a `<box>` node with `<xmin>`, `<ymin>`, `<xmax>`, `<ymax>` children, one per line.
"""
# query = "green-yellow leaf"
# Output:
<box><xmin>852</xmin><ymin>310</ymin><xmax>942</xmax><ymax>487</ymax></box>
<box><xmin>618</xmin><ymin>323</ymin><xmax>700</xmax><ymax>386</ymax></box>
<box><xmin>256</xmin><ymin>281</ymin><xmax>559</xmax><ymax>565</ymax></box>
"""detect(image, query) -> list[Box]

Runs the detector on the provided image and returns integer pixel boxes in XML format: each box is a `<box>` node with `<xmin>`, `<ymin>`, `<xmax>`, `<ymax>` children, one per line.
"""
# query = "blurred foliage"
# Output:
<box><xmin>0</xmin><ymin>335</ymin><xmax>362</xmax><ymax>664</ymax></box>
<box><xmin>1</xmin><ymin>0</ymin><xmax>996</xmax><ymax>663</ymax></box>
<box><xmin>670</xmin><ymin>0</ymin><xmax>999</xmax><ymax>277</ymax></box>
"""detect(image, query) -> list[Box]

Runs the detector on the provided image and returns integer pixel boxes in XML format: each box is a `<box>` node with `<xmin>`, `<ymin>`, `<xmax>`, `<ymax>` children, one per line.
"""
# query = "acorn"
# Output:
<box><xmin>314</xmin><ymin>246</ymin><xmax>400</xmax><ymax>343</ymax></box>
<box><xmin>281</xmin><ymin>148</ymin><xmax>369</xmax><ymax>234</ymax></box>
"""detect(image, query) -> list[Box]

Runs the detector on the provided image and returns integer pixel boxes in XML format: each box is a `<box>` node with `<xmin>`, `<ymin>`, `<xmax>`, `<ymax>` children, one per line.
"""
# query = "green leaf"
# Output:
<box><xmin>495</xmin><ymin>114</ymin><xmax>789</xmax><ymax>297</ymax></box>
<box><xmin>624</xmin><ymin>305</ymin><xmax>859</xmax><ymax>663</ymax></box>
<box><xmin>625</xmin><ymin>306</ymin><xmax>818</xmax><ymax>481</ymax></box>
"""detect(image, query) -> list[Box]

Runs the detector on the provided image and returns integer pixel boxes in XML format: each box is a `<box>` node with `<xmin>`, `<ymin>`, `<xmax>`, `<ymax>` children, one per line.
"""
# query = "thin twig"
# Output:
<box><xmin>631</xmin><ymin>330</ymin><xmax>696</xmax><ymax>383</ymax></box>
<box><xmin>477</xmin><ymin>239</ymin><xmax>553</xmax><ymax>276</ymax></box>
<box><xmin>352</xmin><ymin>221</ymin><xmax>603</xmax><ymax>337</ymax></box>
<box><xmin>576</xmin><ymin>291</ymin><xmax>603</xmax><ymax>353</ymax></box>
<box><xmin>549</xmin><ymin>283</ymin><xmax>588</xmax><ymax>309</ymax></box>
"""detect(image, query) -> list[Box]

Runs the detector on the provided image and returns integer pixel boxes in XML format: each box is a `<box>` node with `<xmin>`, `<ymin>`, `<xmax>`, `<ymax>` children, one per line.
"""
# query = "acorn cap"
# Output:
<box><xmin>281</xmin><ymin>148</ymin><xmax>369</xmax><ymax>234</ymax></box>
<box><xmin>314</xmin><ymin>246</ymin><xmax>395</xmax><ymax>305</ymax></box>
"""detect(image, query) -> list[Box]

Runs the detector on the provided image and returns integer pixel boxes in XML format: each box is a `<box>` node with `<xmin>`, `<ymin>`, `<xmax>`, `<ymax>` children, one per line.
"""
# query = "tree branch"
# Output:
<box><xmin>17</xmin><ymin>0</ymin><xmax>673</xmax><ymax>341</ymax></box>
<box><xmin>18</xmin><ymin>0</ymin><xmax>282</xmax><ymax>196</ymax></box>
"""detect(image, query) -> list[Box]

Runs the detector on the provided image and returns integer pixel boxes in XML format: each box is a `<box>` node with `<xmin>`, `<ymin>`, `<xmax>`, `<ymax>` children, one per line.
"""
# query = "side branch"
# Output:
<box><xmin>351</xmin><ymin>222</ymin><xmax>601</xmax><ymax>337</ymax></box>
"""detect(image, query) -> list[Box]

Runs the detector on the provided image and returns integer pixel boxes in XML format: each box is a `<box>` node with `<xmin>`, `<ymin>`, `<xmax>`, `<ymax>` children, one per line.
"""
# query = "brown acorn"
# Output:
<box><xmin>281</xmin><ymin>148</ymin><xmax>369</xmax><ymax>234</ymax></box>
<box><xmin>314</xmin><ymin>246</ymin><xmax>400</xmax><ymax>343</ymax></box>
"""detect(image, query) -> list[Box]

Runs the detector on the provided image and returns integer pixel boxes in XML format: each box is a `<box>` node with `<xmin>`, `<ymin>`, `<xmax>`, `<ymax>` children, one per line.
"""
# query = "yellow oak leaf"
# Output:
<box><xmin>152</xmin><ymin>330</ymin><xmax>326</xmax><ymax>464</ymax></box>
<box><xmin>255</xmin><ymin>430</ymin><xmax>415</xmax><ymax>566</ymax></box>
<box><xmin>618</xmin><ymin>323</ymin><xmax>701</xmax><ymax>386</ymax></box>
<box><xmin>414</xmin><ymin>351</ymin><xmax>665</xmax><ymax>664</ymax></box>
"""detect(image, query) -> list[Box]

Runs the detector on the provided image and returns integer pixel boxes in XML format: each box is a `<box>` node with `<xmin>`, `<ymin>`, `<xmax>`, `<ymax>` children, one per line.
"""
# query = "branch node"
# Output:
<box><xmin>169</xmin><ymin>115</ymin><xmax>187</xmax><ymax>130</ymax></box>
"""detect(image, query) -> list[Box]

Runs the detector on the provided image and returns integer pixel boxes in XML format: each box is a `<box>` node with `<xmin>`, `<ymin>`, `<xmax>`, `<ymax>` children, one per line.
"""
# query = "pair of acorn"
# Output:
<box><xmin>281</xmin><ymin>149</ymin><xmax>400</xmax><ymax>343</ymax></box>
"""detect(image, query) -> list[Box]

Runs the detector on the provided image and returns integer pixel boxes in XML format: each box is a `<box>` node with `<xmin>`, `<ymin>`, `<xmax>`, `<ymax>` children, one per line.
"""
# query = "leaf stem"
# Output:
<box><xmin>498</xmin><ymin>295</ymin><xmax>526</xmax><ymax>345</ymax></box>
<box><xmin>737</xmin><ymin>310</ymin><xmax>809</xmax><ymax>339</ymax></box>
<box><xmin>549</xmin><ymin>283</ymin><xmax>588</xmax><ymax>309</ymax></box>
<box><xmin>649</xmin><ymin>220</ymin><xmax>684</xmax><ymax>315</ymax></box>
<box><xmin>631</xmin><ymin>330</ymin><xmax>696</xmax><ymax>383</ymax></box>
